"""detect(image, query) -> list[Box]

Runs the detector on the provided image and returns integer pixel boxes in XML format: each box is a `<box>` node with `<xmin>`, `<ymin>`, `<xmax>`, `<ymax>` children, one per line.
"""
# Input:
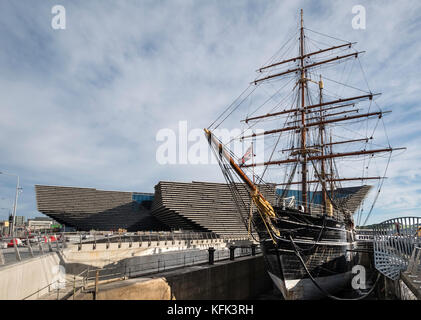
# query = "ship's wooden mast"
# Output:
<box><xmin>329</xmin><ymin>133</ymin><xmax>334</xmax><ymax>198</ymax></box>
<box><xmin>318</xmin><ymin>75</ymin><xmax>327</xmax><ymax>213</ymax></box>
<box><xmin>243</xmin><ymin>10</ymin><xmax>399</xmax><ymax>214</ymax></box>
<box><xmin>299</xmin><ymin>9</ymin><xmax>308</xmax><ymax>212</ymax></box>
<box><xmin>210</xmin><ymin>9</ymin><xmax>404</xmax><ymax>218</ymax></box>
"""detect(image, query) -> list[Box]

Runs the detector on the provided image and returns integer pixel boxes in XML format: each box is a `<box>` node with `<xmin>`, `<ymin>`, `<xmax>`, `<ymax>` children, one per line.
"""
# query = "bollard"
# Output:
<box><xmin>251</xmin><ymin>244</ymin><xmax>257</xmax><ymax>256</ymax></box>
<box><xmin>229</xmin><ymin>246</ymin><xmax>236</xmax><ymax>261</ymax></box>
<box><xmin>78</xmin><ymin>234</ymin><xmax>82</xmax><ymax>251</ymax></box>
<box><xmin>208</xmin><ymin>247</ymin><xmax>215</xmax><ymax>265</ymax></box>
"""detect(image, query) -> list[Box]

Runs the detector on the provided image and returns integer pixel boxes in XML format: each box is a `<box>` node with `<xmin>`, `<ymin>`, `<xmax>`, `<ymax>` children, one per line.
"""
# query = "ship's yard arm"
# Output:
<box><xmin>204</xmin><ymin>128</ymin><xmax>280</xmax><ymax>242</ymax></box>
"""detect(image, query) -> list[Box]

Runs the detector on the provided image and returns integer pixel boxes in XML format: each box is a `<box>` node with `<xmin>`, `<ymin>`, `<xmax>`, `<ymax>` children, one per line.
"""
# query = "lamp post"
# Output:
<box><xmin>0</xmin><ymin>172</ymin><xmax>20</xmax><ymax>238</ymax></box>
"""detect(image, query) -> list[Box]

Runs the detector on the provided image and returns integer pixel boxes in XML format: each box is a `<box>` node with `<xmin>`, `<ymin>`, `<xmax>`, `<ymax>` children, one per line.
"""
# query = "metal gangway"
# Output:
<box><xmin>373</xmin><ymin>217</ymin><xmax>421</xmax><ymax>280</ymax></box>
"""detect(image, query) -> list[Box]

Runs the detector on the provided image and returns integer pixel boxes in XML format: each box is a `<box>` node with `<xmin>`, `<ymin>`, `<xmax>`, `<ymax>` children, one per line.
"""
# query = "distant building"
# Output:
<box><xmin>27</xmin><ymin>217</ymin><xmax>56</xmax><ymax>231</ymax></box>
<box><xmin>0</xmin><ymin>221</ymin><xmax>10</xmax><ymax>236</ymax></box>
<box><xmin>14</xmin><ymin>216</ymin><xmax>25</xmax><ymax>227</ymax></box>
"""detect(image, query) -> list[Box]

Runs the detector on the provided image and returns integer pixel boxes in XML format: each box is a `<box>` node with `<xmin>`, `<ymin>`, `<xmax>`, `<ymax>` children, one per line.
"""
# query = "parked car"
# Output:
<box><xmin>39</xmin><ymin>235</ymin><xmax>57</xmax><ymax>243</ymax></box>
<box><xmin>7</xmin><ymin>238</ymin><xmax>23</xmax><ymax>247</ymax></box>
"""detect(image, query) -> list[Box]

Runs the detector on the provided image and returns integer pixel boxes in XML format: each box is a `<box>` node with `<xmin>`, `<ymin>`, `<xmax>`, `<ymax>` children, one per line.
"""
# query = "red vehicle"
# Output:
<box><xmin>7</xmin><ymin>238</ymin><xmax>23</xmax><ymax>247</ymax></box>
<box><xmin>41</xmin><ymin>235</ymin><xmax>57</xmax><ymax>242</ymax></box>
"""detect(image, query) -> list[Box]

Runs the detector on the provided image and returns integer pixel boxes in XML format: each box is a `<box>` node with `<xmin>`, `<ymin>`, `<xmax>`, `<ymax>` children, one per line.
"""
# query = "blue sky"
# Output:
<box><xmin>0</xmin><ymin>0</ymin><xmax>420</xmax><ymax>225</ymax></box>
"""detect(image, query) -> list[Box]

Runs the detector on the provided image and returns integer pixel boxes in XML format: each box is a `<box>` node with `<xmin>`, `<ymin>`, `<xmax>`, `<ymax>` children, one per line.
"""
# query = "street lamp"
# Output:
<box><xmin>0</xmin><ymin>171</ymin><xmax>21</xmax><ymax>237</ymax></box>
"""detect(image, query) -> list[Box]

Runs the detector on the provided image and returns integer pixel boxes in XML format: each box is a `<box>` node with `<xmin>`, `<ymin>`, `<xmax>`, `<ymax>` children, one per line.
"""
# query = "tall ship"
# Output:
<box><xmin>204</xmin><ymin>10</ymin><xmax>404</xmax><ymax>299</ymax></box>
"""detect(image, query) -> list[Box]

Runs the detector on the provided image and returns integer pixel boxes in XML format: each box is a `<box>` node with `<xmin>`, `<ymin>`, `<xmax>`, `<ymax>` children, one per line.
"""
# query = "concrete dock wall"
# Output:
<box><xmin>0</xmin><ymin>252</ymin><xmax>61</xmax><ymax>300</ymax></box>
<box><xmin>61</xmin><ymin>239</ymin><xmax>230</xmax><ymax>275</ymax></box>
<box><xmin>76</xmin><ymin>255</ymin><xmax>272</xmax><ymax>300</ymax></box>
<box><xmin>0</xmin><ymin>236</ymin><xmax>250</xmax><ymax>300</ymax></box>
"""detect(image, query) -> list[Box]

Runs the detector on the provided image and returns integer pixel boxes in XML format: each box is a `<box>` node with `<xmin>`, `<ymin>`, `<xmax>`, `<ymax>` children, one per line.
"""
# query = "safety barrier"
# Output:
<box><xmin>373</xmin><ymin>217</ymin><xmax>421</xmax><ymax>280</ymax></box>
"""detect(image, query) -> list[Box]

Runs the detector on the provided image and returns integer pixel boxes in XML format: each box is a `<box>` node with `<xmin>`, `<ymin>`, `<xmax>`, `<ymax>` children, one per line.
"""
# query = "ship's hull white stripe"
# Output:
<box><xmin>268</xmin><ymin>270</ymin><xmax>352</xmax><ymax>300</ymax></box>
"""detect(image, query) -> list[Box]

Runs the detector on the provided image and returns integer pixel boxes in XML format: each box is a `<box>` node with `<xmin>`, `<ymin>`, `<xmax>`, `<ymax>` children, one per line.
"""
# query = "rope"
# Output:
<box><xmin>362</xmin><ymin>152</ymin><xmax>392</xmax><ymax>226</ymax></box>
<box><xmin>303</xmin><ymin>27</ymin><xmax>351</xmax><ymax>44</ymax></box>
<box><xmin>208</xmin><ymin>84</ymin><xmax>255</xmax><ymax>130</ymax></box>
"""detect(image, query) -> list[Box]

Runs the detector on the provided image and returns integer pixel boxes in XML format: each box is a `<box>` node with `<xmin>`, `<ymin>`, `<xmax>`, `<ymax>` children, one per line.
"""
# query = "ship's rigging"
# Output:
<box><xmin>204</xmin><ymin>8</ymin><xmax>406</xmax><ymax>301</ymax></box>
<box><xmin>206</xmin><ymin>9</ymin><xmax>405</xmax><ymax>232</ymax></box>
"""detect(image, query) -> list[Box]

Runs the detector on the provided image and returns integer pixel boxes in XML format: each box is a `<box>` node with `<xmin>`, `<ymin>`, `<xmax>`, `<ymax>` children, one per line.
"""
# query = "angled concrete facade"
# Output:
<box><xmin>34</xmin><ymin>182</ymin><xmax>276</xmax><ymax>236</ymax></box>
<box><xmin>35</xmin><ymin>185</ymin><xmax>166</xmax><ymax>232</ymax></box>
<box><xmin>151</xmin><ymin>181</ymin><xmax>277</xmax><ymax>237</ymax></box>
<box><xmin>35</xmin><ymin>182</ymin><xmax>370</xmax><ymax>236</ymax></box>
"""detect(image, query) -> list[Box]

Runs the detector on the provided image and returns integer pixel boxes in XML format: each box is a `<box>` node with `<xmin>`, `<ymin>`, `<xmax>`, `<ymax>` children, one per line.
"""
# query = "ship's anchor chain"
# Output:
<box><xmin>288</xmin><ymin>235</ymin><xmax>380</xmax><ymax>300</ymax></box>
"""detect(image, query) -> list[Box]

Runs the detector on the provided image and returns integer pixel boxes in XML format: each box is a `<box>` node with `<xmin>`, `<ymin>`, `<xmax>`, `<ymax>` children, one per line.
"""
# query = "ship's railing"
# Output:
<box><xmin>372</xmin><ymin>216</ymin><xmax>421</xmax><ymax>280</ymax></box>
<box><xmin>275</xmin><ymin>196</ymin><xmax>348</xmax><ymax>221</ymax></box>
<box><xmin>355</xmin><ymin>228</ymin><xmax>375</xmax><ymax>242</ymax></box>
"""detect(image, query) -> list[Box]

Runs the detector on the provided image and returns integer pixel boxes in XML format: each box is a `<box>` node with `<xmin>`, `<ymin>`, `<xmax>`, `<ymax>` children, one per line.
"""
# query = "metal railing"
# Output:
<box><xmin>275</xmin><ymin>195</ymin><xmax>348</xmax><ymax>221</ymax></box>
<box><xmin>19</xmin><ymin>242</ymin><xmax>260</xmax><ymax>300</ymax></box>
<box><xmin>373</xmin><ymin>217</ymin><xmax>421</xmax><ymax>280</ymax></box>
<box><xmin>75</xmin><ymin>246</ymin><xmax>260</xmax><ymax>300</ymax></box>
<box><xmin>22</xmin><ymin>267</ymin><xmax>89</xmax><ymax>300</ymax></box>
<box><xmin>0</xmin><ymin>232</ymin><xmax>66</xmax><ymax>266</ymax></box>
<box><xmin>1</xmin><ymin>230</ymin><xmax>252</xmax><ymax>266</ymax></box>
<box><xmin>81</xmin><ymin>245</ymin><xmax>260</xmax><ymax>288</ymax></box>
<box><xmin>80</xmin><ymin>231</ymin><xmax>223</xmax><ymax>245</ymax></box>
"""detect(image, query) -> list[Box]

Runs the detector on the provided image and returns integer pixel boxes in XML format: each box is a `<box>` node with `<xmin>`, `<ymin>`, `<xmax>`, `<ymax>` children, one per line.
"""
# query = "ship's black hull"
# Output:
<box><xmin>254</xmin><ymin>207</ymin><xmax>358</xmax><ymax>300</ymax></box>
